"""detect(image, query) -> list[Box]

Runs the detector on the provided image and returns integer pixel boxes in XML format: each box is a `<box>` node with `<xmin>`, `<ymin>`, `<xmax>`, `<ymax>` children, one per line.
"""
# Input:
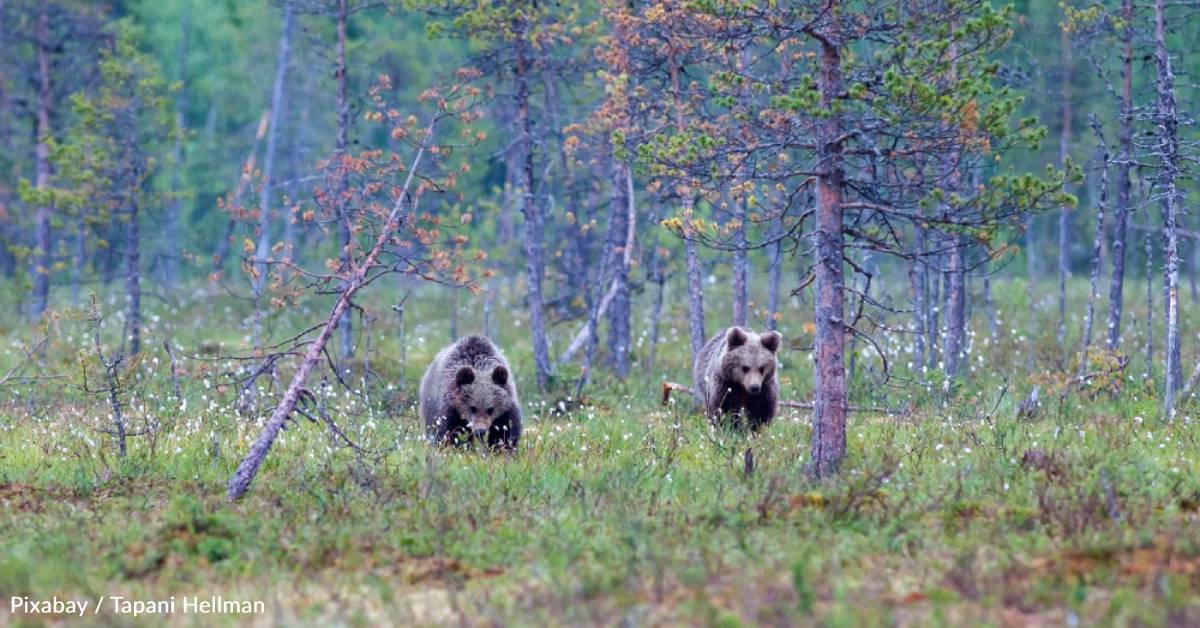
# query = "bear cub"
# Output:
<box><xmin>419</xmin><ymin>334</ymin><xmax>522</xmax><ymax>450</ymax></box>
<box><xmin>693</xmin><ymin>326</ymin><xmax>782</xmax><ymax>431</ymax></box>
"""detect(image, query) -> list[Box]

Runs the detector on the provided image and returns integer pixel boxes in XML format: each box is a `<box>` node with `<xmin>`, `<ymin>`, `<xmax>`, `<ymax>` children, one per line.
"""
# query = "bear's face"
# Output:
<box><xmin>719</xmin><ymin>328</ymin><xmax>781</xmax><ymax>396</ymax></box>
<box><xmin>449</xmin><ymin>365</ymin><xmax>513</xmax><ymax>437</ymax></box>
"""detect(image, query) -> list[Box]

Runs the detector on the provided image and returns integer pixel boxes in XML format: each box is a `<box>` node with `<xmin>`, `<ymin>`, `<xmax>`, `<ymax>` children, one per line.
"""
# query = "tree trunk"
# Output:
<box><xmin>1145</xmin><ymin>230</ymin><xmax>1154</xmax><ymax>380</ymax></box>
<box><xmin>1056</xmin><ymin>26</ymin><xmax>1072</xmax><ymax>351</ymax></box>
<box><xmin>335</xmin><ymin>0</ymin><xmax>353</xmax><ymax>371</ymax></box>
<box><xmin>1105</xmin><ymin>0</ymin><xmax>1134</xmax><ymax>352</ymax></box>
<box><xmin>731</xmin><ymin>194</ymin><xmax>749</xmax><ymax>327</ymax></box>
<box><xmin>576</xmin><ymin>215</ymin><xmax>604</xmax><ymax>398</ymax></box>
<box><xmin>767</xmin><ymin>231</ymin><xmax>782</xmax><ymax>332</ymax></box>
<box><xmin>30</xmin><ymin>8</ymin><xmax>52</xmax><ymax>317</ymax></box>
<box><xmin>498</xmin><ymin>139</ymin><xmax>517</xmax><ymax>245</ymax></box>
<box><xmin>1154</xmin><ymin>0</ymin><xmax>1182</xmax><ymax>416</ymax></box>
<box><xmin>160</xmin><ymin>6</ymin><xmax>189</xmax><ymax>287</ymax></box>
<box><xmin>211</xmin><ymin>111</ymin><xmax>270</xmax><ymax>276</ymax></box>
<box><xmin>558</xmin><ymin>166</ymin><xmax>637</xmax><ymax>367</ymax></box>
<box><xmin>911</xmin><ymin>228</ymin><xmax>926</xmax><ymax>372</ymax></box>
<box><xmin>127</xmin><ymin>186</ymin><xmax>142</xmax><ymax>356</ymax></box>
<box><xmin>808</xmin><ymin>21</ymin><xmax>847</xmax><ymax>479</ymax></box>
<box><xmin>1025</xmin><ymin>214</ymin><xmax>1037</xmax><ymax>373</ymax></box>
<box><xmin>515</xmin><ymin>31</ymin><xmax>551</xmax><ymax>391</ymax></box>
<box><xmin>252</xmin><ymin>1</ymin><xmax>293</xmax><ymax>298</ymax></box>
<box><xmin>605</xmin><ymin>162</ymin><xmax>633</xmax><ymax>379</ymax></box>
<box><xmin>1081</xmin><ymin>118</ymin><xmax>1108</xmax><ymax>358</ymax></box>
<box><xmin>71</xmin><ymin>216</ymin><xmax>85</xmax><ymax>305</ymax></box>
<box><xmin>944</xmin><ymin>237</ymin><xmax>965</xmax><ymax>377</ymax></box>
<box><xmin>684</xmin><ymin>202</ymin><xmax>706</xmax><ymax>361</ymax></box>
<box><xmin>647</xmin><ymin>222</ymin><xmax>667</xmax><ymax>372</ymax></box>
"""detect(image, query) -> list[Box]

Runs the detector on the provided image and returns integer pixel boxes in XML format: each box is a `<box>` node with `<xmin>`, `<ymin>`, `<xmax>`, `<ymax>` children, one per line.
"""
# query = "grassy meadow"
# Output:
<box><xmin>1</xmin><ymin>273</ymin><xmax>1199</xmax><ymax>626</ymax></box>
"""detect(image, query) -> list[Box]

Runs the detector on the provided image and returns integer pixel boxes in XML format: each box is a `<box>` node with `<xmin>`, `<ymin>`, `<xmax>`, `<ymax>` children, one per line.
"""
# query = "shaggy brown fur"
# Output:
<box><xmin>693</xmin><ymin>327</ymin><xmax>782</xmax><ymax>431</ymax></box>
<box><xmin>419</xmin><ymin>335</ymin><xmax>522</xmax><ymax>450</ymax></box>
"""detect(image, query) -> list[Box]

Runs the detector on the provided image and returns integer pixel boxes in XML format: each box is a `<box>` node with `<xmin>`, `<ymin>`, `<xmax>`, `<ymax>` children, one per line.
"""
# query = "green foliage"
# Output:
<box><xmin>34</xmin><ymin>22</ymin><xmax>179</xmax><ymax>263</ymax></box>
<box><xmin>0</xmin><ymin>274</ymin><xmax>1197</xmax><ymax>622</ymax></box>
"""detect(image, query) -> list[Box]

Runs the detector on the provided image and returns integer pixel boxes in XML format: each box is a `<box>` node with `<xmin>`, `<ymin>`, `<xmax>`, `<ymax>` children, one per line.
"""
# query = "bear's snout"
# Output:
<box><xmin>469</xmin><ymin>417</ymin><xmax>491</xmax><ymax>438</ymax></box>
<box><xmin>747</xmin><ymin>383</ymin><xmax>762</xmax><ymax>395</ymax></box>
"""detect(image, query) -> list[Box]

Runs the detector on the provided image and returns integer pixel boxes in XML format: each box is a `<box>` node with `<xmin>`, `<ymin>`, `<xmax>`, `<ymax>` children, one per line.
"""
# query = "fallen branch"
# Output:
<box><xmin>661</xmin><ymin>380</ymin><xmax>694</xmax><ymax>405</ymax></box>
<box><xmin>659</xmin><ymin>381</ymin><xmax>894</xmax><ymax>414</ymax></box>
<box><xmin>226</xmin><ymin>113</ymin><xmax>438</xmax><ymax>502</ymax></box>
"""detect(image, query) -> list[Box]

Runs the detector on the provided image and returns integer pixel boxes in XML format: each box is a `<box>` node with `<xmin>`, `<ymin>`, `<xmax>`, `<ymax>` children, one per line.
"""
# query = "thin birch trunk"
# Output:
<box><xmin>666</xmin><ymin>57</ymin><xmax>706</xmax><ymax>364</ymax></box>
<box><xmin>211</xmin><ymin>111</ymin><xmax>269</xmax><ymax>275</ymax></box>
<box><xmin>30</xmin><ymin>8</ymin><xmax>52</xmax><ymax>317</ymax></box>
<box><xmin>335</xmin><ymin>0</ymin><xmax>353</xmax><ymax>370</ymax></box>
<box><xmin>684</xmin><ymin>204</ymin><xmax>705</xmax><ymax>360</ymax></box>
<box><xmin>515</xmin><ymin>30</ymin><xmax>551</xmax><ymax>391</ymax></box>
<box><xmin>558</xmin><ymin>165</ymin><xmax>637</xmax><ymax>366</ymax></box>
<box><xmin>605</xmin><ymin>162</ymin><xmax>634</xmax><ymax>379</ymax></box>
<box><xmin>161</xmin><ymin>6</ymin><xmax>188</xmax><ymax>286</ymax></box>
<box><xmin>731</xmin><ymin>194</ymin><xmax>749</xmax><ymax>327</ymax></box>
<box><xmin>911</xmin><ymin>227</ymin><xmax>926</xmax><ymax>373</ymax></box>
<box><xmin>1025</xmin><ymin>214</ymin><xmax>1037</xmax><ymax>373</ymax></box>
<box><xmin>945</xmin><ymin>237</ymin><xmax>965</xmax><ymax>376</ymax></box>
<box><xmin>767</xmin><ymin>232</ymin><xmax>782</xmax><ymax>332</ymax></box>
<box><xmin>647</xmin><ymin>227</ymin><xmax>667</xmax><ymax>372</ymax></box>
<box><xmin>1154</xmin><ymin>0</ymin><xmax>1182</xmax><ymax>416</ymax></box>
<box><xmin>1056</xmin><ymin>26</ymin><xmax>1072</xmax><ymax>351</ymax></box>
<box><xmin>126</xmin><ymin>181</ymin><xmax>142</xmax><ymax>356</ymax></box>
<box><xmin>252</xmin><ymin>1</ymin><xmax>293</xmax><ymax>301</ymax></box>
<box><xmin>1105</xmin><ymin>0</ymin><xmax>1134</xmax><ymax>351</ymax></box>
<box><xmin>1145</xmin><ymin>230</ymin><xmax>1154</xmax><ymax>380</ymax></box>
<box><xmin>1081</xmin><ymin>118</ymin><xmax>1108</xmax><ymax>359</ymax></box>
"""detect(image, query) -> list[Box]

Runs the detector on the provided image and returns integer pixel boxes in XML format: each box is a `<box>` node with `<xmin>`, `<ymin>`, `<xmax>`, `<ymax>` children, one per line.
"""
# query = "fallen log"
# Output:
<box><xmin>226</xmin><ymin>114</ymin><xmax>438</xmax><ymax>502</ymax></box>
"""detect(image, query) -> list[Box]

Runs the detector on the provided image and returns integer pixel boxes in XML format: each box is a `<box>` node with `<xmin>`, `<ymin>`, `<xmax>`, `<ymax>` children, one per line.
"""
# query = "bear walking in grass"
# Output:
<box><xmin>420</xmin><ymin>335</ymin><xmax>523</xmax><ymax>450</ymax></box>
<box><xmin>693</xmin><ymin>327</ymin><xmax>782</xmax><ymax>431</ymax></box>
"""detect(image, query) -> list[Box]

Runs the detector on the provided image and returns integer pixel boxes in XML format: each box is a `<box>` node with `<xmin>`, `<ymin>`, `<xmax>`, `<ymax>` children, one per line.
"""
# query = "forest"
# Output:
<box><xmin>1</xmin><ymin>0</ymin><xmax>1199</xmax><ymax>624</ymax></box>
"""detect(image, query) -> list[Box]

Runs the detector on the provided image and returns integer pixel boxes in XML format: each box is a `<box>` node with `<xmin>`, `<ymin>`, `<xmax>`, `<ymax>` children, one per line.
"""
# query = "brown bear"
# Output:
<box><xmin>419</xmin><ymin>335</ymin><xmax>522</xmax><ymax>450</ymax></box>
<box><xmin>693</xmin><ymin>326</ymin><xmax>782</xmax><ymax>431</ymax></box>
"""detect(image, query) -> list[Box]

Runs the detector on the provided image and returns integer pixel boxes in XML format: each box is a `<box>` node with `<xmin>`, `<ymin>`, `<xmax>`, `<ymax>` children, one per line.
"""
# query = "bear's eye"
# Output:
<box><xmin>469</xmin><ymin>406</ymin><xmax>477</xmax><ymax>413</ymax></box>
<box><xmin>759</xmin><ymin>367</ymin><xmax>765</xmax><ymax>374</ymax></box>
<box><xmin>742</xmin><ymin>366</ymin><xmax>750</xmax><ymax>373</ymax></box>
<box><xmin>487</xmin><ymin>407</ymin><xmax>494</xmax><ymax>415</ymax></box>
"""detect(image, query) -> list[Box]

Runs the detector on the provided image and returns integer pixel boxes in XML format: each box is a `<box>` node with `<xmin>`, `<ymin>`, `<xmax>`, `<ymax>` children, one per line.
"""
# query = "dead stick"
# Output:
<box><xmin>226</xmin><ymin>116</ymin><xmax>436</xmax><ymax>502</ymax></box>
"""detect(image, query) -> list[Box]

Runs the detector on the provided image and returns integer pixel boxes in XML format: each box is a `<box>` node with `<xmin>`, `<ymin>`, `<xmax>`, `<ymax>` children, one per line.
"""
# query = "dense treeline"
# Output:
<box><xmin>0</xmin><ymin>0</ymin><xmax>1196</xmax><ymax>486</ymax></box>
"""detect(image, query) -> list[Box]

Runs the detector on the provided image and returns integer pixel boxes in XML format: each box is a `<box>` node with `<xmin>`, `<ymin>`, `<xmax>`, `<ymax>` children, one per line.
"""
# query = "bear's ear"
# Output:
<box><xmin>455</xmin><ymin>366</ymin><xmax>476</xmax><ymax>387</ymax></box>
<box><xmin>727</xmin><ymin>327</ymin><xmax>748</xmax><ymax>349</ymax></box>
<box><xmin>760</xmin><ymin>331</ymin><xmax>781</xmax><ymax>353</ymax></box>
<box><xmin>491</xmin><ymin>365</ymin><xmax>509</xmax><ymax>387</ymax></box>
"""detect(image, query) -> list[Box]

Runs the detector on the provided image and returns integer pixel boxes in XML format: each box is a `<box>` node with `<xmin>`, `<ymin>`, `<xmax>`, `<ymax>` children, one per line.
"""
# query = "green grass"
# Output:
<box><xmin>1</xmin><ymin>275</ymin><xmax>1200</xmax><ymax>626</ymax></box>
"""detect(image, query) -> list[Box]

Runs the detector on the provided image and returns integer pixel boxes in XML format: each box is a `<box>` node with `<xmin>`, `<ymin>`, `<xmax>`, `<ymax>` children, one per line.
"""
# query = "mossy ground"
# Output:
<box><xmin>1</xmin><ymin>276</ymin><xmax>1198</xmax><ymax>626</ymax></box>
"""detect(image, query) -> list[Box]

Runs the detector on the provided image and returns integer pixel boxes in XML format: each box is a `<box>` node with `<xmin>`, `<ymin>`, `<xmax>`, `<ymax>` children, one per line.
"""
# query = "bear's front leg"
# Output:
<box><xmin>487</xmin><ymin>412</ymin><xmax>520</xmax><ymax>452</ymax></box>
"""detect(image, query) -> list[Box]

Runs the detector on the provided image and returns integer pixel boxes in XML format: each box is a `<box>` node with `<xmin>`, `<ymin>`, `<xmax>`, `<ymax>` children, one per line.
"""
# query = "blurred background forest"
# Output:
<box><xmin>0</xmin><ymin>0</ymin><xmax>1196</xmax><ymax>476</ymax></box>
<box><xmin>6</xmin><ymin>1</ymin><xmax>1200</xmax><ymax>623</ymax></box>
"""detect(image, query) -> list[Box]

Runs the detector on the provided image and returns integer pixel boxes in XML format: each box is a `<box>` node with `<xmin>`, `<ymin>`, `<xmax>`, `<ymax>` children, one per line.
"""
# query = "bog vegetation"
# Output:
<box><xmin>1</xmin><ymin>0</ymin><xmax>1199</xmax><ymax>624</ymax></box>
